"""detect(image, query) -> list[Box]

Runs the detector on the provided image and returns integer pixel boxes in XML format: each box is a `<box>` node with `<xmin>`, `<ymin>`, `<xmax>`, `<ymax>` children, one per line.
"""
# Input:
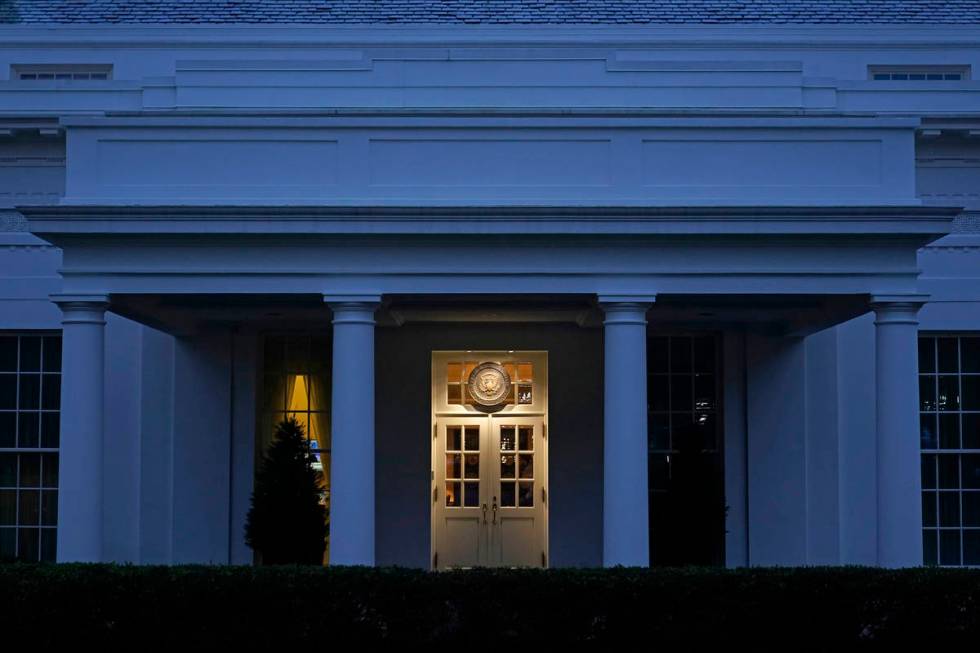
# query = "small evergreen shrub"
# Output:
<box><xmin>244</xmin><ymin>416</ymin><xmax>328</xmax><ymax>565</ymax></box>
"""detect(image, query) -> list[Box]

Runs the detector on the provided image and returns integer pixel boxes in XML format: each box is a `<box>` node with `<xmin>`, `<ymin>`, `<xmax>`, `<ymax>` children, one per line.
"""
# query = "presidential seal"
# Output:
<box><xmin>467</xmin><ymin>362</ymin><xmax>511</xmax><ymax>408</ymax></box>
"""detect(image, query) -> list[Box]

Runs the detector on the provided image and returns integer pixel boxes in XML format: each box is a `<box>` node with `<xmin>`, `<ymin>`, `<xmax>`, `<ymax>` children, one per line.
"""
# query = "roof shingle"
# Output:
<box><xmin>3</xmin><ymin>0</ymin><xmax>980</xmax><ymax>25</ymax></box>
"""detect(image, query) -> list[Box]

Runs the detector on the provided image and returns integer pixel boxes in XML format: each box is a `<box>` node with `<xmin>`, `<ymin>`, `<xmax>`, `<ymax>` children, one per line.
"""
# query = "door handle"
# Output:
<box><xmin>482</xmin><ymin>503</ymin><xmax>488</xmax><ymax>524</ymax></box>
<box><xmin>492</xmin><ymin>496</ymin><xmax>498</xmax><ymax>525</ymax></box>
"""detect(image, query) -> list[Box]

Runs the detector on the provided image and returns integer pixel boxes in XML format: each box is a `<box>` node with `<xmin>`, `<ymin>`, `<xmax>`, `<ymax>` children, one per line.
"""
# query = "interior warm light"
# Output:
<box><xmin>288</xmin><ymin>375</ymin><xmax>310</xmax><ymax>412</ymax></box>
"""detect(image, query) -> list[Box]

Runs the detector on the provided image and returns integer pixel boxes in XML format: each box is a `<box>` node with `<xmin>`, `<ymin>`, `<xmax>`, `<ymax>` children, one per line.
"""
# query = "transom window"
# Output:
<box><xmin>919</xmin><ymin>335</ymin><xmax>980</xmax><ymax>566</ymax></box>
<box><xmin>446</xmin><ymin>361</ymin><xmax>533</xmax><ymax>406</ymax></box>
<box><xmin>0</xmin><ymin>334</ymin><xmax>61</xmax><ymax>562</ymax></box>
<box><xmin>11</xmin><ymin>64</ymin><xmax>112</xmax><ymax>81</ymax></box>
<box><xmin>869</xmin><ymin>65</ymin><xmax>969</xmax><ymax>81</ymax></box>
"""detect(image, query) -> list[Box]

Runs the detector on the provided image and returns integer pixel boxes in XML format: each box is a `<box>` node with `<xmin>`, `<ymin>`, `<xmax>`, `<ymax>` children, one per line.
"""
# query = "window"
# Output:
<box><xmin>647</xmin><ymin>334</ymin><xmax>725</xmax><ymax>566</ymax></box>
<box><xmin>260</xmin><ymin>334</ymin><xmax>330</xmax><ymax>563</ymax></box>
<box><xmin>0</xmin><ymin>334</ymin><xmax>61</xmax><ymax>562</ymax></box>
<box><xmin>869</xmin><ymin>65</ymin><xmax>969</xmax><ymax>81</ymax></box>
<box><xmin>446</xmin><ymin>360</ymin><xmax>533</xmax><ymax>406</ymax></box>
<box><xmin>11</xmin><ymin>64</ymin><xmax>112</xmax><ymax>81</ymax></box>
<box><xmin>919</xmin><ymin>335</ymin><xmax>980</xmax><ymax>566</ymax></box>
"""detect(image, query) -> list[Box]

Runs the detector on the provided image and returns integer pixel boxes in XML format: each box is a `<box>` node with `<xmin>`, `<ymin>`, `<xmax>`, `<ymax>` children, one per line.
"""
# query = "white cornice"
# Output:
<box><xmin>1</xmin><ymin>24</ymin><xmax>980</xmax><ymax>49</ymax></box>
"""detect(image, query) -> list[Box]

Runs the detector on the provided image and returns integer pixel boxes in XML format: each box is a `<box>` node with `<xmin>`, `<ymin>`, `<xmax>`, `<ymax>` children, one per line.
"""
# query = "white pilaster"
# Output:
<box><xmin>599</xmin><ymin>295</ymin><xmax>655</xmax><ymax>567</ymax></box>
<box><xmin>871</xmin><ymin>294</ymin><xmax>928</xmax><ymax>568</ymax></box>
<box><xmin>52</xmin><ymin>294</ymin><xmax>108</xmax><ymax>562</ymax></box>
<box><xmin>325</xmin><ymin>295</ymin><xmax>380</xmax><ymax>566</ymax></box>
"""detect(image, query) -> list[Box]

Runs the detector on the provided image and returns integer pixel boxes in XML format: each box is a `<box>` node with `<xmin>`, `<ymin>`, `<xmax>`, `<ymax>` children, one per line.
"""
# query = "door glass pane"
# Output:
<box><xmin>518</xmin><ymin>481</ymin><xmax>534</xmax><ymax>507</ymax></box>
<box><xmin>500</xmin><ymin>482</ymin><xmax>516</xmax><ymax>507</ymax></box>
<box><xmin>446</xmin><ymin>426</ymin><xmax>461</xmax><ymax>451</ymax></box>
<box><xmin>464</xmin><ymin>426</ymin><xmax>479</xmax><ymax>451</ymax></box>
<box><xmin>500</xmin><ymin>454</ymin><xmax>515</xmax><ymax>479</ymax></box>
<box><xmin>463</xmin><ymin>482</ymin><xmax>479</xmax><ymax>507</ymax></box>
<box><xmin>446</xmin><ymin>481</ymin><xmax>461</xmax><ymax>507</ymax></box>
<box><xmin>464</xmin><ymin>454</ymin><xmax>479</xmax><ymax>479</ymax></box>
<box><xmin>518</xmin><ymin>454</ymin><xmax>533</xmax><ymax>479</ymax></box>
<box><xmin>519</xmin><ymin>426</ymin><xmax>533</xmax><ymax>451</ymax></box>
<box><xmin>500</xmin><ymin>426</ymin><xmax>515</xmax><ymax>451</ymax></box>
<box><xmin>446</xmin><ymin>454</ymin><xmax>461</xmax><ymax>479</ymax></box>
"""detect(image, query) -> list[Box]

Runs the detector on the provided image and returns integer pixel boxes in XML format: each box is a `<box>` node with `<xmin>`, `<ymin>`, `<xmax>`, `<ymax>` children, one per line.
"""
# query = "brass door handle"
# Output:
<box><xmin>482</xmin><ymin>503</ymin><xmax>488</xmax><ymax>524</ymax></box>
<box><xmin>492</xmin><ymin>496</ymin><xmax>498</xmax><ymax>525</ymax></box>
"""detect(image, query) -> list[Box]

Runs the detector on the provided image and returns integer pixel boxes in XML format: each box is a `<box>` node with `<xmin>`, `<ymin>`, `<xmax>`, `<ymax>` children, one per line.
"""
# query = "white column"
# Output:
<box><xmin>599</xmin><ymin>295</ymin><xmax>655</xmax><ymax>567</ymax></box>
<box><xmin>325</xmin><ymin>295</ymin><xmax>380</xmax><ymax>566</ymax></box>
<box><xmin>872</xmin><ymin>294</ymin><xmax>928</xmax><ymax>568</ymax></box>
<box><xmin>52</xmin><ymin>294</ymin><xmax>108</xmax><ymax>562</ymax></box>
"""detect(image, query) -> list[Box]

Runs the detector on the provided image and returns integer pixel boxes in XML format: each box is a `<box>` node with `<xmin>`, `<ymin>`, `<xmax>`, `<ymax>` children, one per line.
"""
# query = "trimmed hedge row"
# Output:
<box><xmin>1</xmin><ymin>564</ymin><xmax>979</xmax><ymax>645</ymax></box>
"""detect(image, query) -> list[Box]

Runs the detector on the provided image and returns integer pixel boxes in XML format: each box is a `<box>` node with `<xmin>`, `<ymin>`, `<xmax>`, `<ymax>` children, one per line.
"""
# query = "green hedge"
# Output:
<box><xmin>1</xmin><ymin>564</ymin><xmax>979</xmax><ymax>645</ymax></box>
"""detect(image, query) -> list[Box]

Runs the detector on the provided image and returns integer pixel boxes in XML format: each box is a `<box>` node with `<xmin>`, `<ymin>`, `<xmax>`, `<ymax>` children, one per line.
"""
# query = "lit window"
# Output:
<box><xmin>447</xmin><ymin>360</ymin><xmax>533</xmax><ymax>406</ymax></box>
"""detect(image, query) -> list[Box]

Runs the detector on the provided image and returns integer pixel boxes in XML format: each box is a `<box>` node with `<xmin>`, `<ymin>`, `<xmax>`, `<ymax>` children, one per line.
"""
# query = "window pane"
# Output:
<box><xmin>938</xmin><ymin>455</ymin><xmax>959</xmax><ymax>489</ymax></box>
<box><xmin>18</xmin><ymin>374</ymin><xmax>40</xmax><ymax>410</ymax></box>
<box><xmin>41</xmin><ymin>375</ymin><xmax>60</xmax><ymax>410</ymax></box>
<box><xmin>42</xmin><ymin>337</ymin><xmax>61</xmax><ymax>373</ymax></box>
<box><xmin>518</xmin><ymin>481</ymin><xmax>534</xmax><ymax>507</ymax></box>
<box><xmin>0</xmin><ymin>338</ymin><xmax>16</xmax><ymax>372</ymax></box>
<box><xmin>939</xmin><ymin>492</ymin><xmax>960</xmax><ymax>527</ymax></box>
<box><xmin>18</xmin><ymin>412</ymin><xmax>39</xmax><ymax>449</ymax></box>
<box><xmin>965</xmin><ymin>531</ymin><xmax>980</xmax><ymax>566</ymax></box>
<box><xmin>918</xmin><ymin>337</ymin><xmax>936</xmax><ymax>373</ymax></box>
<box><xmin>961</xmin><ymin>338</ymin><xmax>980</xmax><ymax>373</ymax></box>
<box><xmin>940</xmin><ymin>530</ymin><xmax>961</xmax><ymax>566</ymax></box>
<box><xmin>463</xmin><ymin>482</ymin><xmax>479</xmax><ymax>508</ymax></box>
<box><xmin>923</xmin><ymin>529</ymin><xmax>938</xmax><ymax>565</ymax></box>
<box><xmin>963</xmin><ymin>492</ymin><xmax>980</xmax><ymax>527</ymax></box>
<box><xmin>500</xmin><ymin>482</ymin><xmax>516</xmax><ymax>507</ymax></box>
<box><xmin>18</xmin><ymin>528</ymin><xmax>39</xmax><ymax>562</ymax></box>
<box><xmin>445</xmin><ymin>454</ymin><xmax>461</xmax><ymax>479</ymax></box>
<box><xmin>19</xmin><ymin>490</ymin><xmax>40</xmax><ymax>526</ymax></box>
<box><xmin>0</xmin><ymin>490</ymin><xmax>15</xmax><ymax>525</ymax></box>
<box><xmin>40</xmin><ymin>412</ymin><xmax>59</xmax><ymax>449</ymax></box>
<box><xmin>937</xmin><ymin>338</ymin><xmax>959</xmax><ymax>373</ymax></box>
<box><xmin>0</xmin><ymin>454</ymin><xmax>15</xmax><ymax>486</ymax></box>
<box><xmin>40</xmin><ymin>528</ymin><xmax>56</xmax><ymax>562</ymax></box>
<box><xmin>921</xmin><ymin>454</ymin><xmax>937</xmax><ymax>489</ymax></box>
<box><xmin>938</xmin><ymin>376</ymin><xmax>959</xmax><ymax>411</ymax></box>
<box><xmin>0</xmin><ymin>375</ymin><xmax>15</xmax><ymax>410</ymax></box>
<box><xmin>0</xmin><ymin>413</ymin><xmax>14</xmax><ymax>448</ymax></box>
<box><xmin>922</xmin><ymin>492</ymin><xmax>937</xmax><ymax>526</ymax></box>
<box><xmin>963</xmin><ymin>376</ymin><xmax>980</xmax><ymax>411</ymax></box>
<box><xmin>939</xmin><ymin>414</ymin><xmax>960</xmax><ymax>449</ymax></box>
<box><xmin>20</xmin><ymin>454</ymin><xmax>40</xmax><ymax>488</ymax></box>
<box><xmin>920</xmin><ymin>375</ymin><xmax>936</xmax><ymax>411</ymax></box>
<box><xmin>963</xmin><ymin>413</ymin><xmax>980</xmax><ymax>450</ymax></box>
<box><xmin>446</xmin><ymin>426</ymin><xmax>461</xmax><ymax>451</ymax></box>
<box><xmin>963</xmin><ymin>455</ymin><xmax>980</xmax><ymax>489</ymax></box>
<box><xmin>19</xmin><ymin>338</ymin><xmax>41</xmax><ymax>372</ymax></box>
<box><xmin>41</xmin><ymin>454</ymin><xmax>57</xmax><ymax>488</ymax></box>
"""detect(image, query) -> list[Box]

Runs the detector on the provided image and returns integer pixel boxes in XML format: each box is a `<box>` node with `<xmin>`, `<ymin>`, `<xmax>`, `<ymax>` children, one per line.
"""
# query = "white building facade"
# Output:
<box><xmin>2</xmin><ymin>3</ymin><xmax>980</xmax><ymax>569</ymax></box>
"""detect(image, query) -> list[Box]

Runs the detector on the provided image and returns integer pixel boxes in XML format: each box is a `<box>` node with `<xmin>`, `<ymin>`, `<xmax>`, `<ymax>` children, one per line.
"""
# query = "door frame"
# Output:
<box><xmin>430</xmin><ymin>350</ymin><xmax>549</xmax><ymax>569</ymax></box>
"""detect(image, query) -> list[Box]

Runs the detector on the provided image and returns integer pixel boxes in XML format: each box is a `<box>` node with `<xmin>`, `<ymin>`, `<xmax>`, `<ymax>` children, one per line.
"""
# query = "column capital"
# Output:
<box><xmin>325</xmin><ymin>295</ymin><xmax>381</xmax><ymax>326</ymax></box>
<box><xmin>870</xmin><ymin>294</ymin><xmax>929</xmax><ymax>326</ymax></box>
<box><xmin>51</xmin><ymin>294</ymin><xmax>109</xmax><ymax>325</ymax></box>
<box><xmin>598</xmin><ymin>295</ymin><xmax>654</xmax><ymax>326</ymax></box>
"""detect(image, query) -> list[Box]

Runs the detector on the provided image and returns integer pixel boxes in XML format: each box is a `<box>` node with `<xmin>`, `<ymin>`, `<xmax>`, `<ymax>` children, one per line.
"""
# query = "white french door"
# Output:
<box><xmin>431</xmin><ymin>351</ymin><xmax>548</xmax><ymax>569</ymax></box>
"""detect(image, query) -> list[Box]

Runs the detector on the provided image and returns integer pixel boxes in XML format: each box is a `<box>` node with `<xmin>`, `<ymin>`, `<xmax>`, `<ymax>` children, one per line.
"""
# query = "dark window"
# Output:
<box><xmin>0</xmin><ymin>334</ymin><xmax>61</xmax><ymax>562</ymax></box>
<box><xmin>647</xmin><ymin>334</ymin><xmax>725</xmax><ymax>566</ymax></box>
<box><xmin>920</xmin><ymin>335</ymin><xmax>980</xmax><ymax>567</ymax></box>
